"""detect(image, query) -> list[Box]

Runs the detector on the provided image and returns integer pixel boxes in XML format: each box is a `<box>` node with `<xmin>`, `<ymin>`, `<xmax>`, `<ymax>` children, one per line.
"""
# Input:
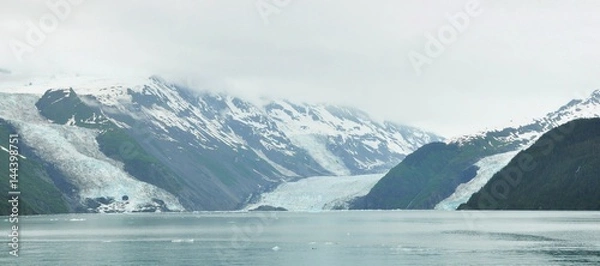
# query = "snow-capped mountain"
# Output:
<box><xmin>352</xmin><ymin>89</ymin><xmax>600</xmax><ymax>210</ymax></box>
<box><xmin>450</xmin><ymin>89</ymin><xmax>600</xmax><ymax>150</ymax></box>
<box><xmin>74</xmin><ymin>76</ymin><xmax>441</xmax><ymax>175</ymax></box>
<box><xmin>433</xmin><ymin>90</ymin><xmax>600</xmax><ymax>209</ymax></box>
<box><xmin>0</xmin><ymin>75</ymin><xmax>441</xmax><ymax>213</ymax></box>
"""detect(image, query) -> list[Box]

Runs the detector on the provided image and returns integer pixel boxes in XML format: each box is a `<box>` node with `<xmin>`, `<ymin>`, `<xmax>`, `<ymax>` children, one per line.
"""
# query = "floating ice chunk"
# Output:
<box><xmin>171</xmin><ymin>239</ymin><xmax>194</xmax><ymax>243</ymax></box>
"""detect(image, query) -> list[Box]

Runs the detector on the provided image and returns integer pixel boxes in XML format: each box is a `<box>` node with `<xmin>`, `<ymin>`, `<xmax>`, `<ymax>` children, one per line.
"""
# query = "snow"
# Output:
<box><xmin>436</xmin><ymin>91</ymin><xmax>600</xmax><ymax>210</ymax></box>
<box><xmin>253</xmin><ymin>149</ymin><xmax>299</xmax><ymax>178</ymax></box>
<box><xmin>265</xmin><ymin>103</ymin><xmax>353</xmax><ymax>175</ymax></box>
<box><xmin>80</xmin><ymin>86</ymin><xmax>134</xmax><ymax>107</ymax></box>
<box><xmin>6</xmin><ymin>74</ymin><xmax>438</xmax><ymax>177</ymax></box>
<box><xmin>286</xmin><ymin>134</ymin><xmax>351</xmax><ymax>175</ymax></box>
<box><xmin>2</xmin><ymin>74</ymin><xmax>442</xmax><ymax>212</ymax></box>
<box><xmin>65</xmin><ymin>115</ymin><xmax>76</xmax><ymax>126</ymax></box>
<box><xmin>448</xmin><ymin>89</ymin><xmax>600</xmax><ymax>147</ymax></box>
<box><xmin>263</xmin><ymin>101</ymin><xmax>438</xmax><ymax>174</ymax></box>
<box><xmin>0</xmin><ymin>73</ymin><xmax>148</xmax><ymax>95</ymax></box>
<box><xmin>434</xmin><ymin>151</ymin><xmax>519</xmax><ymax>210</ymax></box>
<box><xmin>363</xmin><ymin>139</ymin><xmax>381</xmax><ymax>150</ymax></box>
<box><xmin>245</xmin><ymin>173</ymin><xmax>385</xmax><ymax>211</ymax></box>
<box><xmin>0</xmin><ymin>93</ymin><xmax>184</xmax><ymax>212</ymax></box>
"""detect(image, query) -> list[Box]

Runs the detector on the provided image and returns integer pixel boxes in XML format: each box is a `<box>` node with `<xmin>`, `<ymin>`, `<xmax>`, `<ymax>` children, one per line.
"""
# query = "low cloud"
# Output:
<box><xmin>1</xmin><ymin>0</ymin><xmax>599</xmax><ymax>137</ymax></box>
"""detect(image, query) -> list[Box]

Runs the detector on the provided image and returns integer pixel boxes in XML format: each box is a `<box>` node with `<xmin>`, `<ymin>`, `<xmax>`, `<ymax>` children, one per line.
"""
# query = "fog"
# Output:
<box><xmin>1</xmin><ymin>0</ymin><xmax>599</xmax><ymax>137</ymax></box>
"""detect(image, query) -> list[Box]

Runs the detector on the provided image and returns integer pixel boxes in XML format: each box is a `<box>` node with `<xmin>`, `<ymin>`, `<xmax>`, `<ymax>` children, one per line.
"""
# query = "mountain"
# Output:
<box><xmin>458</xmin><ymin>118</ymin><xmax>600</xmax><ymax>210</ymax></box>
<box><xmin>350</xmin><ymin>90</ymin><xmax>600</xmax><ymax>210</ymax></box>
<box><xmin>0</xmin><ymin>75</ymin><xmax>441</xmax><ymax>213</ymax></box>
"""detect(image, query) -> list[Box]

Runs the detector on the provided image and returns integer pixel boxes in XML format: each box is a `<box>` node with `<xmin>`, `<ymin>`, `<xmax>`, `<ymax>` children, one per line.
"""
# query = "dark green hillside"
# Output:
<box><xmin>351</xmin><ymin>90</ymin><xmax>600</xmax><ymax>210</ymax></box>
<box><xmin>459</xmin><ymin>118</ymin><xmax>600</xmax><ymax>210</ymax></box>
<box><xmin>349</xmin><ymin>130</ymin><xmax>521</xmax><ymax>210</ymax></box>
<box><xmin>350</xmin><ymin>142</ymin><xmax>474</xmax><ymax>209</ymax></box>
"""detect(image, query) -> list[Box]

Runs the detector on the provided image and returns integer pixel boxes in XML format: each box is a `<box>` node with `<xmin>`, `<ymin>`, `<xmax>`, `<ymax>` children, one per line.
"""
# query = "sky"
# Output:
<box><xmin>1</xmin><ymin>0</ymin><xmax>599</xmax><ymax>137</ymax></box>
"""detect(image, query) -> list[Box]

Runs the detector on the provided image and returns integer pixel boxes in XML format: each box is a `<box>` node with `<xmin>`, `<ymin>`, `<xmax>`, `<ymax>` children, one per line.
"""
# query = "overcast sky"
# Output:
<box><xmin>1</xmin><ymin>0</ymin><xmax>599</xmax><ymax>137</ymax></box>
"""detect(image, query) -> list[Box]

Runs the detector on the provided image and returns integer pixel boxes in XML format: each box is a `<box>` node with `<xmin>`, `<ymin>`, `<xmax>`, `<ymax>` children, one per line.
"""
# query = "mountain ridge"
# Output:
<box><xmin>351</xmin><ymin>89</ymin><xmax>600</xmax><ymax>210</ymax></box>
<box><xmin>458</xmin><ymin>118</ymin><xmax>600</xmax><ymax>210</ymax></box>
<box><xmin>0</xmin><ymin>75</ymin><xmax>441</xmax><ymax>213</ymax></box>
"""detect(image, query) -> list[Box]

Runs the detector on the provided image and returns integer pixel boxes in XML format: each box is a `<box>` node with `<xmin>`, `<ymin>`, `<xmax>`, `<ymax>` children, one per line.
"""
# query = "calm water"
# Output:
<box><xmin>2</xmin><ymin>211</ymin><xmax>599</xmax><ymax>265</ymax></box>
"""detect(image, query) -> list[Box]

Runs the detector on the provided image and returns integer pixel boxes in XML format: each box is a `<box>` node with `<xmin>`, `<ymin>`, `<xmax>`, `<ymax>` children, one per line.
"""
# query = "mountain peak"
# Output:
<box><xmin>149</xmin><ymin>75</ymin><xmax>168</xmax><ymax>85</ymax></box>
<box><xmin>448</xmin><ymin>89</ymin><xmax>600</xmax><ymax>148</ymax></box>
<box><xmin>591</xmin><ymin>89</ymin><xmax>600</xmax><ymax>100</ymax></box>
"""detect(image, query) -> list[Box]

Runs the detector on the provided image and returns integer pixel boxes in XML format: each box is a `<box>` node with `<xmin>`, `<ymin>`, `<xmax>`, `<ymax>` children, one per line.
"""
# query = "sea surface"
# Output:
<box><xmin>2</xmin><ymin>211</ymin><xmax>599</xmax><ymax>265</ymax></box>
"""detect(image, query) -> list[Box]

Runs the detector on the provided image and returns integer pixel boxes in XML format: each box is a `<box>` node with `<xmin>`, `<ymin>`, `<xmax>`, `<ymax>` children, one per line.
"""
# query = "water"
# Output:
<box><xmin>2</xmin><ymin>211</ymin><xmax>599</xmax><ymax>265</ymax></box>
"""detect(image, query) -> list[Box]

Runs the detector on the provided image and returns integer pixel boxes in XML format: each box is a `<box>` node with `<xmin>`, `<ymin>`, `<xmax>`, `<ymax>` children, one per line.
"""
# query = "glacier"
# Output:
<box><xmin>433</xmin><ymin>90</ymin><xmax>600</xmax><ymax>210</ymax></box>
<box><xmin>0</xmin><ymin>93</ymin><xmax>184</xmax><ymax>212</ymax></box>
<box><xmin>2</xmin><ymin>75</ymin><xmax>442</xmax><ymax>178</ymax></box>
<box><xmin>245</xmin><ymin>173</ymin><xmax>385</xmax><ymax>211</ymax></box>
<box><xmin>434</xmin><ymin>151</ymin><xmax>519</xmax><ymax>210</ymax></box>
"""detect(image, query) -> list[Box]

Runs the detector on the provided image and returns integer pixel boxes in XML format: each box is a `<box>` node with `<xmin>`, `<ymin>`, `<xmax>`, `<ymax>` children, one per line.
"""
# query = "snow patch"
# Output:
<box><xmin>65</xmin><ymin>115</ymin><xmax>76</xmax><ymax>126</ymax></box>
<box><xmin>0</xmin><ymin>74</ymin><xmax>148</xmax><ymax>95</ymax></box>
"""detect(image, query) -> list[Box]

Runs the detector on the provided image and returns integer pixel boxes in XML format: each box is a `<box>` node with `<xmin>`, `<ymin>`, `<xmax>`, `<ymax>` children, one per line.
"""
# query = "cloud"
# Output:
<box><xmin>1</xmin><ymin>0</ymin><xmax>599</xmax><ymax>137</ymax></box>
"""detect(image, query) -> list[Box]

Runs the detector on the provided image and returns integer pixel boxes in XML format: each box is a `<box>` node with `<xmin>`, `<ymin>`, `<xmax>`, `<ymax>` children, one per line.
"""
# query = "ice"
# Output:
<box><xmin>0</xmin><ymin>93</ymin><xmax>184</xmax><ymax>212</ymax></box>
<box><xmin>245</xmin><ymin>173</ymin><xmax>385</xmax><ymax>211</ymax></box>
<box><xmin>434</xmin><ymin>151</ymin><xmax>519</xmax><ymax>210</ymax></box>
